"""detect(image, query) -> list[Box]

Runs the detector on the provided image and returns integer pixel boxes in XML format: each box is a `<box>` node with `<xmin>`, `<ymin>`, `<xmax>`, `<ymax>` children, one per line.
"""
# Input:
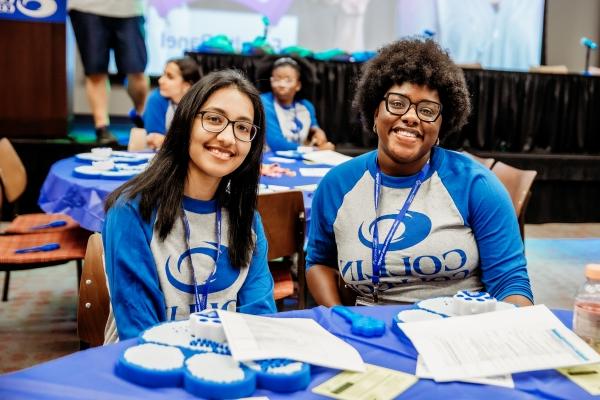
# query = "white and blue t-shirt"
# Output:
<box><xmin>261</xmin><ymin>92</ymin><xmax>320</xmax><ymax>151</ymax></box>
<box><xmin>103</xmin><ymin>196</ymin><xmax>276</xmax><ymax>340</ymax></box>
<box><xmin>306</xmin><ymin>148</ymin><xmax>533</xmax><ymax>303</ymax></box>
<box><xmin>143</xmin><ymin>88</ymin><xmax>175</xmax><ymax>135</ymax></box>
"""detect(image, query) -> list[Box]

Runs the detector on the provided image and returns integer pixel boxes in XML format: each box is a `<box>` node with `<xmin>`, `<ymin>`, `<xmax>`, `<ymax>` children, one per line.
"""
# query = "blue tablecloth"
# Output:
<box><xmin>0</xmin><ymin>306</ymin><xmax>590</xmax><ymax>400</ymax></box>
<box><xmin>38</xmin><ymin>153</ymin><xmax>326</xmax><ymax>232</ymax></box>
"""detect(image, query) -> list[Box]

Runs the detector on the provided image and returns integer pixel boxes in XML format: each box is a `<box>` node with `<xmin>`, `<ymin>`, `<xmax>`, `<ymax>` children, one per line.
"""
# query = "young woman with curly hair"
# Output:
<box><xmin>306</xmin><ymin>39</ymin><xmax>533</xmax><ymax>308</ymax></box>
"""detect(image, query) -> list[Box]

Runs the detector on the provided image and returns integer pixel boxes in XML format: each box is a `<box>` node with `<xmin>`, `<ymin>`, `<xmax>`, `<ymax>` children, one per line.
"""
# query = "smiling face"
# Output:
<box><xmin>270</xmin><ymin>65</ymin><xmax>301</xmax><ymax>106</ymax></box>
<box><xmin>185</xmin><ymin>86</ymin><xmax>254</xmax><ymax>199</ymax></box>
<box><xmin>374</xmin><ymin>82</ymin><xmax>442</xmax><ymax>176</ymax></box>
<box><xmin>158</xmin><ymin>62</ymin><xmax>192</xmax><ymax>104</ymax></box>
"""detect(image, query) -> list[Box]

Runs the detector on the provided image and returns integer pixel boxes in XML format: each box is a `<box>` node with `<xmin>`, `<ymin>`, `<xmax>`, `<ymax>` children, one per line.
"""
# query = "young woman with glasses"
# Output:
<box><xmin>103</xmin><ymin>70</ymin><xmax>276</xmax><ymax>341</ymax></box>
<box><xmin>261</xmin><ymin>57</ymin><xmax>334</xmax><ymax>151</ymax></box>
<box><xmin>306</xmin><ymin>39</ymin><xmax>533</xmax><ymax>308</ymax></box>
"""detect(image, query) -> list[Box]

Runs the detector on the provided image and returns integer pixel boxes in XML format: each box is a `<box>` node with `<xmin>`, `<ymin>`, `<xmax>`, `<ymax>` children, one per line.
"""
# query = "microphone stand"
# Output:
<box><xmin>584</xmin><ymin>46</ymin><xmax>591</xmax><ymax>76</ymax></box>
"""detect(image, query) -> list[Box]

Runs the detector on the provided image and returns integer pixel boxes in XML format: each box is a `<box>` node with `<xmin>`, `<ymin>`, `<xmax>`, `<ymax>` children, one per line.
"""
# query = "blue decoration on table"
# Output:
<box><xmin>331</xmin><ymin>305</ymin><xmax>386</xmax><ymax>337</ymax></box>
<box><xmin>184</xmin><ymin>354</ymin><xmax>256</xmax><ymax>399</ymax></box>
<box><xmin>188</xmin><ymin>337</ymin><xmax>231</xmax><ymax>355</ymax></box>
<box><xmin>119</xmin><ymin>316</ymin><xmax>315</xmax><ymax>397</ymax></box>
<box><xmin>115</xmin><ymin>343</ymin><xmax>185</xmax><ymax>388</ymax></box>
<box><xmin>247</xmin><ymin>359</ymin><xmax>311</xmax><ymax>393</ymax></box>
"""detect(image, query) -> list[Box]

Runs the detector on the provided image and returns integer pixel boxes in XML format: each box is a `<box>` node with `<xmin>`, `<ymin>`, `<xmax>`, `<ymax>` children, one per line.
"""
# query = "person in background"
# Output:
<box><xmin>103</xmin><ymin>70</ymin><xmax>276</xmax><ymax>341</ymax></box>
<box><xmin>306</xmin><ymin>38</ymin><xmax>533</xmax><ymax>308</ymax></box>
<box><xmin>261</xmin><ymin>57</ymin><xmax>334</xmax><ymax>151</ymax></box>
<box><xmin>68</xmin><ymin>0</ymin><xmax>149</xmax><ymax>145</ymax></box>
<box><xmin>143</xmin><ymin>57</ymin><xmax>201</xmax><ymax>150</ymax></box>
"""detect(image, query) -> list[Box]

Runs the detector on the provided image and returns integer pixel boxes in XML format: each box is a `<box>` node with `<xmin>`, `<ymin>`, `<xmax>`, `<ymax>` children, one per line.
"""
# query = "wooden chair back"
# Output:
<box><xmin>491</xmin><ymin>161</ymin><xmax>538</xmax><ymax>240</ymax></box>
<box><xmin>0</xmin><ymin>138</ymin><xmax>27</xmax><ymax>203</ymax></box>
<box><xmin>257</xmin><ymin>191</ymin><xmax>307</xmax><ymax>309</ymax></box>
<box><xmin>77</xmin><ymin>233</ymin><xmax>110</xmax><ymax>348</ymax></box>
<box><xmin>462</xmin><ymin>151</ymin><xmax>495</xmax><ymax>169</ymax></box>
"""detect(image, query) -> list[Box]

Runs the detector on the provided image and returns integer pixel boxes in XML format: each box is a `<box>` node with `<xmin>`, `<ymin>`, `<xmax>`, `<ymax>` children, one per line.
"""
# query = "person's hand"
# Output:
<box><xmin>260</xmin><ymin>163</ymin><xmax>296</xmax><ymax>177</ymax></box>
<box><xmin>316</xmin><ymin>141</ymin><xmax>335</xmax><ymax>150</ymax></box>
<box><xmin>308</xmin><ymin>127</ymin><xmax>335</xmax><ymax>150</ymax></box>
<box><xmin>146</xmin><ymin>133</ymin><xmax>165</xmax><ymax>150</ymax></box>
<box><xmin>308</xmin><ymin>127</ymin><xmax>328</xmax><ymax>146</ymax></box>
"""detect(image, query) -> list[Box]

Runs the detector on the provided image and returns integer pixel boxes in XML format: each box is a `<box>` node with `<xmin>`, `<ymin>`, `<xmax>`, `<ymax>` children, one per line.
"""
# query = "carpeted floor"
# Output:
<box><xmin>0</xmin><ymin>263</ymin><xmax>80</xmax><ymax>373</ymax></box>
<box><xmin>1</xmin><ymin>224</ymin><xmax>599</xmax><ymax>374</ymax></box>
<box><xmin>69</xmin><ymin>118</ymin><xmax>132</xmax><ymax>146</ymax></box>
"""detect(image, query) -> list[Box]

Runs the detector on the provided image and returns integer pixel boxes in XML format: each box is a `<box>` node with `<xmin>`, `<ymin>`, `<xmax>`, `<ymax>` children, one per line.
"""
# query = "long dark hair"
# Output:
<box><xmin>170</xmin><ymin>56</ymin><xmax>201</xmax><ymax>85</ymax></box>
<box><xmin>105</xmin><ymin>69</ymin><xmax>265</xmax><ymax>268</ymax></box>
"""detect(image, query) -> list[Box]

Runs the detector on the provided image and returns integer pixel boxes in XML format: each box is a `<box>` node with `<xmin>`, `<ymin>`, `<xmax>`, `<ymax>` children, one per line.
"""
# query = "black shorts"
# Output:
<box><xmin>69</xmin><ymin>10</ymin><xmax>147</xmax><ymax>75</ymax></box>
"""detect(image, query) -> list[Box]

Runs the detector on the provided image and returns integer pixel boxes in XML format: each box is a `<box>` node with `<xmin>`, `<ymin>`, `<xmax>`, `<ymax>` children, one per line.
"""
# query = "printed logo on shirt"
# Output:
<box><xmin>357</xmin><ymin>211</ymin><xmax>431</xmax><ymax>251</ymax></box>
<box><xmin>164</xmin><ymin>241</ymin><xmax>240</xmax><ymax>294</ymax></box>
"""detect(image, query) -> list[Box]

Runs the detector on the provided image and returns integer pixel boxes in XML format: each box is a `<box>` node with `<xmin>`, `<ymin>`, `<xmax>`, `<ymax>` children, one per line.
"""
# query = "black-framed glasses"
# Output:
<box><xmin>383</xmin><ymin>92</ymin><xmax>442</xmax><ymax>122</ymax></box>
<box><xmin>197</xmin><ymin>111</ymin><xmax>258</xmax><ymax>142</ymax></box>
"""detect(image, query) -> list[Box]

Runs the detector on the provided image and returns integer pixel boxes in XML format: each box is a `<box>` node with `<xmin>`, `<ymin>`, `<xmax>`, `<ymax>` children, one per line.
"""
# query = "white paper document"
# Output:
<box><xmin>294</xmin><ymin>184</ymin><xmax>318</xmax><ymax>191</ymax></box>
<box><xmin>415</xmin><ymin>356</ymin><xmax>514</xmax><ymax>388</ymax></box>
<box><xmin>266</xmin><ymin>156</ymin><xmax>296</xmax><ymax>164</ymax></box>
<box><xmin>217</xmin><ymin>310</ymin><xmax>366</xmax><ymax>372</ymax></box>
<box><xmin>299</xmin><ymin>167</ymin><xmax>331</xmax><ymax>177</ymax></box>
<box><xmin>302</xmin><ymin>150</ymin><xmax>352</xmax><ymax>166</ymax></box>
<box><xmin>258</xmin><ymin>184</ymin><xmax>294</xmax><ymax>194</ymax></box>
<box><xmin>399</xmin><ymin>305</ymin><xmax>600</xmax><ymax>382</ymax></box>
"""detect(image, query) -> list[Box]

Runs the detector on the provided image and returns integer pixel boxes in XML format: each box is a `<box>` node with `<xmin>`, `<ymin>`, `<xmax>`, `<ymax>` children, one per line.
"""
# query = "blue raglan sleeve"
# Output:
<box><xmin>102</xmin><ymin>199</ymin><xmax>167</xmax><ymax>340</ymax></box>
<box><xmin>236</xmin><ymin>213</ymin><xmax>276</xmax><ymax>314</ymax></box>
<box><xmin>303</xmin><ymin>99</ymin><xmax>320</xmax><ymax>128</ymax></box>
<box><xmin>262</xmin><ymin>92</ymin><xmax>298</xmax><ymax>151</ymax></box>
<box><xmin>305</xmin><ymin>172</ymin><xmax>341</xmax><ymax>271</ymax></box>
<box><xmin>469</xmin><ymin>174</ymin><xmax>534</xmax><ymax>303</ymax></box>
<box><xmin>142</xmin><ymin>89</ymin><xmax>167</xmax><ymax>135</ymax></box>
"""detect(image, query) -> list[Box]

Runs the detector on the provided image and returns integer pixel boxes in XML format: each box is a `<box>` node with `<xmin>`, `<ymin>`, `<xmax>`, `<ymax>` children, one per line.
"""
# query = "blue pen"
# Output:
<box><xmin>15</xmin><ymin>243</ymin><xmax>61</xmax><ymax>254</ymax></box>
<box><xmin>29</xmin><ymin>220</ymin><xmax>67</xmax><ymax>230</ymax></box>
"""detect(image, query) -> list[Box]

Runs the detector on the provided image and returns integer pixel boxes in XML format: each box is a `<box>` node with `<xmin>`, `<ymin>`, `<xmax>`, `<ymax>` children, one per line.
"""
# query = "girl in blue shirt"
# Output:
<box><xmin>103</xmin><ymin>70</ymin><xmax>276</xmax><ymax>341</ymax></box>
<box><xmin>143</xmin><ymin>57</ymin><xmax>200</xmax><ymax>150</ymax></box>
<box><xmin>261</xmin><ymin>57</ymin><xmax>334</xmax><ymax>151</ymax></box>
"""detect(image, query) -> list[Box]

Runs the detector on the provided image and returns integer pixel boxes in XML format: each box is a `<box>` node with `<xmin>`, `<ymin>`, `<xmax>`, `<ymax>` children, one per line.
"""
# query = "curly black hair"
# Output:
<box><xmin>353</xmin><ymin>38</ymin><xmax>471</xmax><ymax>138</ymax></box>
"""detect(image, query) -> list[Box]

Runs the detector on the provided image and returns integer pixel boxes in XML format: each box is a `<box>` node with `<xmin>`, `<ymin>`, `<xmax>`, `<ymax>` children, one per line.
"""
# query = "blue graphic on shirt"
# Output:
<box><xmin>357</xmin><ymin>211</ymin><xmax>431</xmax><ymax>251</ymax></box>
<box><xmin>164</xmin><ymin>241</ymin><xmax>240</xmax><ymax>294</ymax></box>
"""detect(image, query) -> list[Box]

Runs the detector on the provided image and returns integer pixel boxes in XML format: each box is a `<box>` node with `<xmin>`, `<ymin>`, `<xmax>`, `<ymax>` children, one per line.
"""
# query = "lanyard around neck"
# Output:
<box><xmin>181</xmin><ymin>205</ymin><xmax>222</xmax><ymax>312</ymax></box>
<box><xmin>372</xmin><ymin>160</ymin><xmax>430</xmax><ymax>291</ymax></box>
<box><xmin>280</xmin><ymin>100</ymin><xmax>303</xmax><ymax>141</ymax></box>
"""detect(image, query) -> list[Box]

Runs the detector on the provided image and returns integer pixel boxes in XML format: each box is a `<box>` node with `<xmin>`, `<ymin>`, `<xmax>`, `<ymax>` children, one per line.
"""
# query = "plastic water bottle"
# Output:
<box><xmin>573</xmin><ymin>264</ymin><xmax>600</xmax><ymax>352</ymax></box>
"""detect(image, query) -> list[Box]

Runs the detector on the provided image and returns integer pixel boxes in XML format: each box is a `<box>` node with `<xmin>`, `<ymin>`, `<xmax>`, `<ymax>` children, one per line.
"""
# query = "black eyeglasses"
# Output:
<box><xmin>383</xmin><ymin>92</ymin><xmax>442</xmax><ymax>122</ymax></box>
<box><xmin>197</xmin><ymin>111</ymin><xmax>258</xmax><ymax>142</ymax></box>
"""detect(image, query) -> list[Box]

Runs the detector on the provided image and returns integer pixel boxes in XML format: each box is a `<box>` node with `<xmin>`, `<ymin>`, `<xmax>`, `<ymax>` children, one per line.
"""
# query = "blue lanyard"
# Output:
<box><xmin>181</xmin><ymin>205</ymin><xmax>222</xmax><ymax>312</ymax></box>
<box><xmin>282</xmin><ymin>101</ymin><xmax>303</xmax><ymax>142</ymax></box>
<box><xmin>371</xmin><ymin>160</ymin><xmax>430</xmax><ymax>300</ymax></box>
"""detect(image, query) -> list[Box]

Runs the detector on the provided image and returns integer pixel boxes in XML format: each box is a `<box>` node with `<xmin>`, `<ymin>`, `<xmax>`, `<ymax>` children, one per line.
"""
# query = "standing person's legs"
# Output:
<box><xmin>85</xmin><ymin>74</ymin><xmax>110</xmax><ymax>129</ymax></box>
<box><xmin>126</xmin><ymin>73</ymin><xmax>148</xmax><ymax>116</ymax></box>
<box><xmin>113</xmin><ymin>15</ymin><xmax>149</xmax><ymax>128</ymax></box>
<box><xmin>69</xmin><ymin>10</ymin><xmax>117</xmax><ymax>144</ymax></box>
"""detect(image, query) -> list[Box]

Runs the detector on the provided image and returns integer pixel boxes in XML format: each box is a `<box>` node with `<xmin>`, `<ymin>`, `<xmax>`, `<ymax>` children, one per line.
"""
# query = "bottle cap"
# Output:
<box><xmin>585</xmin><ymin>264</ymin><xmax>600</xmax><ymax>280</ymax></box>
